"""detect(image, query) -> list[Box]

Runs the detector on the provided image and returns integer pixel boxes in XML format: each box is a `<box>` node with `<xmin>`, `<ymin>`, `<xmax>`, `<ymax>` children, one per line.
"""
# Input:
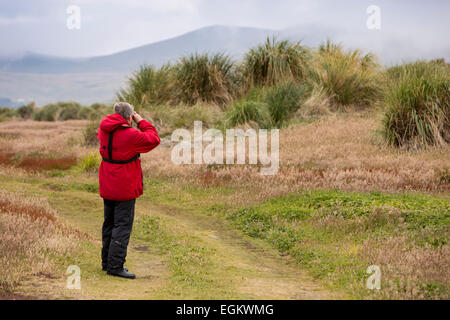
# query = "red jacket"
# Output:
<box><xmin>97</xmin><ymin>113</ymin><xmax>160</xmax><ymax>201</ymax></box>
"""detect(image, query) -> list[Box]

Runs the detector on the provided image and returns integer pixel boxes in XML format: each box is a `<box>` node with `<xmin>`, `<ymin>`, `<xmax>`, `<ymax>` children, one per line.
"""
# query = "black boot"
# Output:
<box><xmin>107</xmin><ymin>268</ymin><xmax>136</xmax><ymax>279</ymax></box>
<box><xmin>103</xmin><ymin>266</ymin><xmax>128</xmax><ymax>272</ymax></box>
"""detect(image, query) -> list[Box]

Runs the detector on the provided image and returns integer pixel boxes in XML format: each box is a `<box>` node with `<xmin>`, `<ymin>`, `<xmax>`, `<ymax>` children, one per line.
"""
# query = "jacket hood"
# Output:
<box><xmin>100</xmin><ymin>113</ymin><xmax>129</xmax><ymax>133</ymax></box>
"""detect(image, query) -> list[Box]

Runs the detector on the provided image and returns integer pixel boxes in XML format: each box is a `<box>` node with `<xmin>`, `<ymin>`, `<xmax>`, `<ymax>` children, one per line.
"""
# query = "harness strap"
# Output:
<box><xmin>102</xmin><ymin>126</ymin><xmax>140</xmax><ymax>164</ymax></box>
<box><xmin>102</xmin><ymin>153</ymin><xmax>140</xmax><ymax>164</ymax></box>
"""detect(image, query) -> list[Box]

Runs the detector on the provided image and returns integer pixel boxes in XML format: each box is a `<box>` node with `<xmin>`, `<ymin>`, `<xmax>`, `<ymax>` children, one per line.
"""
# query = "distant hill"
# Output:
<box><xmin>0</xmin><ymin>71</ymin><xmax>127</xmax><ymax>107</ymax></box>
<box><xmin>0</xmin><ymin>97</ymin><xmax>21</xmax><ymax>108</ymax></box>
<box><xmin>0</xmin><ymin>24</ymin><xmax>448</xmax><ymax>106</ymax></box>
<box><xmin>0</xmin><ymin>26</ymin><xmax>280</xmax><ymax>106</ymax></box>
<box><xmin>0</xmin><ymin>26</ymin><xmax>279</xmax><ymax>74</ymax></box>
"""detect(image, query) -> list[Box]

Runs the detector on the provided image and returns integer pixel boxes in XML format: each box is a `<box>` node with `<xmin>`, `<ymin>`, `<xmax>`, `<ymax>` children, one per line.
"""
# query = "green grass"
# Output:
<box><xmin>133</xmin><ymin>215</ymin><xmax>221</xmax><ymax>295</ymax></box>
<box><xmin>0</xmin><ymin>175</ymin><xmax>248</xmax><ymax>299</ymax></box>
<box><xmin>225</xmin><ymin>189</ymin><xmax>450</xmax><ymax>298</ymax></box>
<box><xmin>1</xmin><ymin>166</ymin><xmax>448</xmax><ymax>299</ymax></box>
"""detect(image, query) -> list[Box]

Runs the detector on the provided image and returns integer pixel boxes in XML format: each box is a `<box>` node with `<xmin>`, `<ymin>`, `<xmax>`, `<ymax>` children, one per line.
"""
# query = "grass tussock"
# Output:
<box><xmin>308</xmin><ymin>41</ymin><xmax>381</xmax><ymax>110</ymax></box>
<box><xmin>175</xmin><ymin>53</ymin><xmax>235</xmax><ymax>107</ymax></box>
<box><xmin>298</xmin><ymin>86</ymin><xmax>333</xmax><ymax>118</ymax></box>
<box><xmin>242</xmin><ymin>37</ymin><xmax>309</xmax><ymax>88</ymax></box>
<box><xmin>382</xmin><ymin>61</ymin><xmax>450</xmax><ymax>148</ymax></box>
<box><xmin>227</xmin><ymin>81</ymin><xmax>308</xmax><ymax>128</ymax></box>
<box><xmin>118</xmin><ymin>54</ymin><xmax>236</xmax><ymax>110</ymax></box>
<box><xmin>78</xmin><ymin>152</ymin><xmax>101</xmax><ymax>173</ymax></box>
<box><xmin>112</xmin><ymin>38</ymin><xmax>447</xmax><ymax>154</ymax></box>
<box><xmin>117</xmin><ymin>65</ymin><xmax>174</xmax><ymax>111</ymax></box>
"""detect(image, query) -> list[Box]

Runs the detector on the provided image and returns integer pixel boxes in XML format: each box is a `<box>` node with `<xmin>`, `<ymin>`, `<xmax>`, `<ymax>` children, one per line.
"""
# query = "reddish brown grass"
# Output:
<box><xmin>16</xmin><ymin>156</ymin><xmax>77</xmax><ymax>171</ymax></box>
<box><xmin>0</xmin><ymin>197</ymin><xmax>56</xmax><ymax>222</ymax></box>
<box><xmin>360</xmin><ymin>236</ymin><xmax>450</xmax><ymax>300</ymax></box>
<box><xmin>139</xmin><ymin>114</ymin><xmax>449</xmax><ymax>207</ymax></box>
<box><xmin>0</xmin><ymin>152</ymin><xmax>77</xmax><ymax>171</ymax></box>
<box><xmin>0</xmin><ymin>190</ymin><xmax>86</xmax><ymax>293</ymax></box>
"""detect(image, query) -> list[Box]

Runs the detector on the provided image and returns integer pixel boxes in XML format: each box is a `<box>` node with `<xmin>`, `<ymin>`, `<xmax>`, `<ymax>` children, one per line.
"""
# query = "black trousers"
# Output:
<box><xmin>102</xmin><ymin>198</ymin><xmax>136</xmax><ymax>272</ymax></box>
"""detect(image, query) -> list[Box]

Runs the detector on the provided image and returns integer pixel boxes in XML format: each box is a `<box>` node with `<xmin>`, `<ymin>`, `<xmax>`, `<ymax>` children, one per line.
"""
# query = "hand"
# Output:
<box><xmin>132</xmin><ymin>112</ymin><xmax>143</xmax><ymax>124</ymax></box>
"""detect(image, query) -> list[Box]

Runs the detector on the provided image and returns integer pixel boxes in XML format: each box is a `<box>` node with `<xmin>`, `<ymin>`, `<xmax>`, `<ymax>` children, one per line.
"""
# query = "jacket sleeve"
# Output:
<box><xmin>132</xmin><ymin>120</ymin><xmax>161</xmax><ymax>153</ymax></box>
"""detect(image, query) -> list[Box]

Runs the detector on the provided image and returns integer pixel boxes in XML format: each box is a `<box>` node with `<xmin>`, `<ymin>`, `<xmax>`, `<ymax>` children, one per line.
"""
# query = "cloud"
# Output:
<box><xmin>0</xmin><ymin>0</ymin><xmax>448</xmax><ymax>60</ymax></box>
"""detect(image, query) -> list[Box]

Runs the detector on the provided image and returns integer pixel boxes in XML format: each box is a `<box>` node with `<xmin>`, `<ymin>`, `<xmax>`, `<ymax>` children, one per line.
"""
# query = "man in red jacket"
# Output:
<box><xmin>97</xmin><ymin>102</ymin><xmax>160</xmax><ymax>279</ymax></box>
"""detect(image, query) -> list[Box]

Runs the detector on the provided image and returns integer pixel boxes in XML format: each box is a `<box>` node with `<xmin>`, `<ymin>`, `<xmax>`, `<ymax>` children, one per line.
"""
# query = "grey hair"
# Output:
<box><xmin>114</xmin><ymin>102</ymin><xmax>134</xmax><ymax>120</ymax></box>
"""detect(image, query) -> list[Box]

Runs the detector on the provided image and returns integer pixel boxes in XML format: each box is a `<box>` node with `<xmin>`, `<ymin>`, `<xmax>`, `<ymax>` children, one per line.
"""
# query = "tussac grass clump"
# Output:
<box><xmin>174</xmin><ymin>53</ymin><xmax>235</xmax><ymax>107</ymax></box>
<box><xmin>382</xmin><ymin>61</ymin><xmax>450</xmax><ymax>148</ymax></box>
<box><xmin>118</xmin><ymin>54</ymin><xmax>236</xmax><ymax>109</ymax></box>
<box><xmin>264</xmin><ymin>81</ymin><xmax>307</xmax><ymax>128</ymax></box>
<box><xmin>308</xmin><ymin>41</ymin><xmax>381</xmax><ymax>109</ymax></box>
<box><xmin>78</xmin><ymin>152</ymin><xmax>101</xmax><ymax>173</ymax></box>
<box><xmin>117</xmin><ymin>65</ymin><xmax>174</xmax><ymax>111</ymax></box>
<box><xmin>242</xmin><ymin>37</ymin><xmax>310</xmax><ymax>88</ymax></box>
<box><xmin>226</xmin><ymin>100</ymin><xmax>269</xmax><ymax>128</ymax></box>
<box><xmin>227</xmin><ymin>81</ymin><xmax>307</xmax><ymax>128</ymax></box>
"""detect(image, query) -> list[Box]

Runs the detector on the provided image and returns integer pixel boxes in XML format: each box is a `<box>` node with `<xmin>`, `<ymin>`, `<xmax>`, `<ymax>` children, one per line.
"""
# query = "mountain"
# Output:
<box><xmin>0</xmin><ymin>25</ymin><xmax>280</xmax><ymax>106</ymax></box>
<box><xmin>0</xmin><ymin>26</ymin><xmax>278</xmax><ymax>74</ymax></box>
<box><xmin>0</xmin><ymin>24</ymin><xmax>448</xmax><ymax>106</ymax></box>
<box><xmin>0</xmin><ymin>53</ymin><xmax>86</xmax><ymax>74</ymax></box>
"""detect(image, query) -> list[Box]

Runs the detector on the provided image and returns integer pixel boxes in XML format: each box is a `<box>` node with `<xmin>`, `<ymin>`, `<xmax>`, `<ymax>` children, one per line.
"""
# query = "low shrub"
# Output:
<box><xmin>33</xmin><ymin>104</ymin><xmax>59</xmax><ymax>121</ymax></box>
<box><xmin>17</xmin><ymin>103</ymin><xmax>35</xmax><ymax>119</ymax></box>
<box><xmin>0</xmin><ymin>107</ymin><xmax>16</xmax><ymax>122</ymax></box>
<box><xmin>83</xmin><ymin>120</ymin><xmax>100</xmax><ymax>146</ymax></box>
<box><xmin>58</xmin><ymin>102</ymin><xmax>83</xmax><ymax>121</ymax></box>
<box><xmin>31</xmin><ymin>102</ymin><xmax>101</xmax><ymax>122</ymax></box>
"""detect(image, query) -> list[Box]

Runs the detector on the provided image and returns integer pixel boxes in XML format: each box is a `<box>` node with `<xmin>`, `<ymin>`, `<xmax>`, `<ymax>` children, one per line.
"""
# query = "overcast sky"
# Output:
<box><xmin>0</xmin><ymin>0</ymin><xmax>449</xmax><ymax>58</ymax></box>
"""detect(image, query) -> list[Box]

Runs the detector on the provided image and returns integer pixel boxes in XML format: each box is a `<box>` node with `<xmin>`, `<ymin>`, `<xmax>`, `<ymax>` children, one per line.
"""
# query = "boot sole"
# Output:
<box><xmin>107</xmin><ymin>272</ymin><xmax>136</xmax><ymax>279</ymax></box>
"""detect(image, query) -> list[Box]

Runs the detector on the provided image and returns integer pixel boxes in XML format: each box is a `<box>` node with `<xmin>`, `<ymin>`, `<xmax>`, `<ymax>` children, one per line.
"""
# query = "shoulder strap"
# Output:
<box><xmin>107</xmin><ymin>130</ymin><xmax>115</xmax><ymax>160</ymax></box>
<box><xmin>108</xmin><ymin>126</ymin><xmax>132</xmax><ymax>161</ymax></box>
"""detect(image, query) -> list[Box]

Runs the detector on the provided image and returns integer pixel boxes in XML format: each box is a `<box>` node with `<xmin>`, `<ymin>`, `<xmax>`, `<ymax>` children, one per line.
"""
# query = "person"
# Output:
<box><xmin>97</xmin><ymin>102</ymin><xmax>160</xmax><ymax>279</ymax></box>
